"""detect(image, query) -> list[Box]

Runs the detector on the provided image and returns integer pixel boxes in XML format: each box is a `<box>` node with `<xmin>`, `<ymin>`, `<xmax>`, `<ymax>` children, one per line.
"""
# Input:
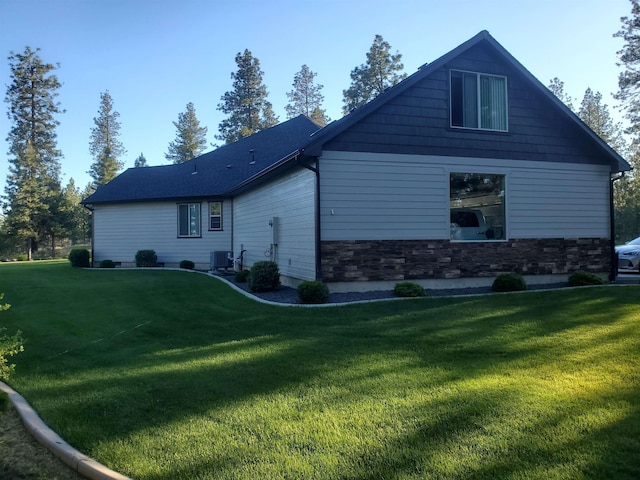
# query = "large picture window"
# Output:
<box><xmin>209</xmin><ymin>202</ymin><xmax>222</xmax><ymax>231</ymax></box>
<box><xmin>450</xmin><ymin>173</ymin><xmax>505</xmax><ymax>241</ymax></box>
<box><xmin>178</xmin><ymin>203</ymin><xmax>201</xmax><ymax>237</ymax></box>
<box><xmin>451</xmin><ymin>70</ymin><xmax>507</xmax><ymax>131</ymax></box>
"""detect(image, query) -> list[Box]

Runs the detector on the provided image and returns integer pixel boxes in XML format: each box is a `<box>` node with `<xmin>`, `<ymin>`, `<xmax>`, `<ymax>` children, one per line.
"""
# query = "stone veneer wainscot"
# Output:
<box><xmin>321</xmin><ymin>238</ymin><xmax>610</xmax><ymax>282</ymax></box>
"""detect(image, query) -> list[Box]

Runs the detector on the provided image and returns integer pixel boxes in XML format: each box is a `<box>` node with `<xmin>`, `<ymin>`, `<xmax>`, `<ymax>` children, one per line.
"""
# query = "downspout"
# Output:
<box><xmin>83</xmin><ymin>204</ymin><xmax>95</xmax><ymax>267</ymax></box>
<box><xmin>298</xmin><ymin>152</ymin><xmax>322</xmax><ymax>281</ymax></box>
<box><xmin>609</xmin><ymin>173</ymin><xmax>624</xmax><ymax>282</ymax></box>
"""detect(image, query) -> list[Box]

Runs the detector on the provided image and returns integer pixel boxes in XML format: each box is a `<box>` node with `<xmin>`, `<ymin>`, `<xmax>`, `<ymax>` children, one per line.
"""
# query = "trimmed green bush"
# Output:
<box><xmin>68</xmin><ymin>248</ymin><xmax>90</xmax><ymax>268</ymax></box>
<box><xmin>99</xmin><ymin>259</ymin><xmax>116</xmax><ymax>268</ymax></box>
<box><xmin>179</xmin><ymin>260</ymin><xmax>195</xmax><ymax>270</ymax></box>
<box><xmin>394</xmin><ymin>282</ymin><xmax>427</xmax><ymax>297</ymax></box>
<box><xmin>234</xmin><ymin>269</ymin><xmax>250</xmax><ymax>283</ymax></box>
<box><xmin>248</xmin><ymin>261</ymin><xmax>280</xmax><ymax>293</ymax></box>
<box><xmin>298</xmin><ymin>281</ymin><xmax>330</xmax><ymax>304</ymax></box>
<box><xmin>135</xmin><ymin>250</ymin><xmax>158</xmax><ymax>267</ymax></box>
<box><xmin>492</xmin><ymin>273</ymin><xmax>527</xmax><ymax>292</ymax></box>
<box><xmin>569</xmin><ymin>270</ymin><xmax>605</xmax><ymax>286</ymax></box>
<box><xmin>16</xmin><ymin>254</ymin><xmax>28</xmax><ymax>262</ymax></box>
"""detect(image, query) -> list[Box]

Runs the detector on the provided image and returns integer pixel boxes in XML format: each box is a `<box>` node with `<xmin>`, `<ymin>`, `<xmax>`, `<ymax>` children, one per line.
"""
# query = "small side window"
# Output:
<box><xmin>209</xmin><ymin>202</ymin><xmax>222</xmax><ymax>231</ymax></box>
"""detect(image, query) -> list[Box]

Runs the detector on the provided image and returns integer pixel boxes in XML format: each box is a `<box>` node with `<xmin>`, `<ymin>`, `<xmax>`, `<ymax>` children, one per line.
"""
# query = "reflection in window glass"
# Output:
<box><xmin>178</xmin><ymin>203</ymin><xmax>201</xmax><ymax>237</ymax></box>
<box><xmin>450</xmin><ymin>173</ymin><xmax>505</xmax><ymax>241</ymax></box>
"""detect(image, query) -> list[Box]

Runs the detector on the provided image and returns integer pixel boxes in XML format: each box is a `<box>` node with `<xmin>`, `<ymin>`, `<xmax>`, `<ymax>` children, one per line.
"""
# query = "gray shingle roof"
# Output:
<box><xmin>83</xmin><ymin>115</ymin><xmax>321</xmax><ymax>205</ymax></box>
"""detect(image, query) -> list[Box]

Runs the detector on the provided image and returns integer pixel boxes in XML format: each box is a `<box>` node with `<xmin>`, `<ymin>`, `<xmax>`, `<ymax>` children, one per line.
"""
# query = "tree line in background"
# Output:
<box><xmin>3</xmin><ymin>0</ymin><xmax>640</xmax><ymax>259</ymax></box>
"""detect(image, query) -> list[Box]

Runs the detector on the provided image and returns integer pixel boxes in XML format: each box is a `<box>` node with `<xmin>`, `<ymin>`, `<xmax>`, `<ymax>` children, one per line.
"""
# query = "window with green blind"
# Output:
<box><xmin>451</xmin><ymin>70</ymin><xmax>507</xmax><ymax>131</ymax></box>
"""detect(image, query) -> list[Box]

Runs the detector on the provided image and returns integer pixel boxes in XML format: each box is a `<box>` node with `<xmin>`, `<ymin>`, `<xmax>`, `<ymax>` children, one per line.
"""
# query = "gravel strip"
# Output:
<box><xmin>213</xmin><ymin>272</ymin><xmax>573</xmax><ymax>304</ymax></box>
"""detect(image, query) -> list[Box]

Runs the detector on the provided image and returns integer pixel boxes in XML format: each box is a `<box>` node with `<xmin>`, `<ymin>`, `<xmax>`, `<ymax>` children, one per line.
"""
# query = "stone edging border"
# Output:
<box><xmin>0</xmin><ymin>381</ymin><xmax>132</xmax><ymax>480</ymax></box>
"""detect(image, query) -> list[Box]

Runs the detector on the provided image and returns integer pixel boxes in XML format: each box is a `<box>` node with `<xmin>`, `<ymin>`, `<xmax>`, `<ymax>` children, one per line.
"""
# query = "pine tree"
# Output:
<box><xmin>134</xmin><ymin>153</ymin><xmax>148</xmax><ymax>167</ymax></box>
<box><xmin>3</xmin><ymin>46</ymin><xmax>63</xmax><ymax>260</ymax></box>
<box><xmin>578</xmin><ymin>88</ymin><xmax>627</xmax><ymax>154</ymax></box>
<box><xmin>548</xmin><ymin>77</ymin><xmax>576</xmax><ymax>111</ymax></box>
<box><xmin>343</xmin><ymin>35</ymin><xmax>407</xmax><ymax>114</ymax></box>
<box><xmin>166</xmin><ymin>102</ymin><xmax>208</xmax><ymax>163</ymax></box>
<box><xmin>615</xmin><ymin>0</ymin><xmax>640</xmax><ymax>135</ymax></box>
<box><xmin>285</xmin><ymin>65</ymin><xmax>329</xmax><ymax>126</ymax></box>
<box><xmin>88</xmin><ymin>91</ymin><xmax>125</xmax><ymax>189</ymax></box>
<box><xmin>217</xmin><ymin>49</ymin><xmax>278</xmax><ymax>144</ymax></box>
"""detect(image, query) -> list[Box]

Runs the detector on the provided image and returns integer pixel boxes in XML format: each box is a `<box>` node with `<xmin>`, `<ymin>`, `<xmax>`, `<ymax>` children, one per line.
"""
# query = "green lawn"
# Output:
<box><xmin>1</xmin><ymin>260</ymin><xmax>639</xmax><ymax>479</ymax></box>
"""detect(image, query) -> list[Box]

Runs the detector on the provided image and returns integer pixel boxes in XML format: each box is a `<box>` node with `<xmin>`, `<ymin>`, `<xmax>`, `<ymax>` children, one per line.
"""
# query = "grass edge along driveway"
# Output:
<box><xmin>1</xmin><ymin>260</ymin><xmax>639</xmax><ymax>480</ymax></box>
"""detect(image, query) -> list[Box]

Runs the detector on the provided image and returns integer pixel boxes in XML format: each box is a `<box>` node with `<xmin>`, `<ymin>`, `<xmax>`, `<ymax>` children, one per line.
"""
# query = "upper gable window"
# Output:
<box><xmin>450</xmin><ymin>70</ymin><xmax>507</xmax><ymax>132</ymax></box>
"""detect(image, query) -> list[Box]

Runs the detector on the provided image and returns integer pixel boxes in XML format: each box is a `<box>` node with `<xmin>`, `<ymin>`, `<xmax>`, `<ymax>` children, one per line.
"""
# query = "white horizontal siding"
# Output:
<box><xmin>233</xmin><ymin>167</ymin><xmax>316</xmax><ymax>281</ymax></box>
<box><xmin>93</xmin><ymin>201</ymin><xmax>232</xmax><ymax>267</ymax></box>
<box><xmin>320</xmin><ymin>151</ymin><xmax>611</xmax><ymax>241</ymax></box>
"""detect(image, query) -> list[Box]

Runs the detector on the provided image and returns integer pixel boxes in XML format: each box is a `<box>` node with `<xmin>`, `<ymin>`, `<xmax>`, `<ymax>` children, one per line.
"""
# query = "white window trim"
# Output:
<box><xmin>209</xmin><ymin>201</ymin><xmax>223</xmax><ymax>231</ymax></box>
<box><xmin>450</xmin><ymin>69</ymin><xmax>509</xmax><ymax>132</ymax></box>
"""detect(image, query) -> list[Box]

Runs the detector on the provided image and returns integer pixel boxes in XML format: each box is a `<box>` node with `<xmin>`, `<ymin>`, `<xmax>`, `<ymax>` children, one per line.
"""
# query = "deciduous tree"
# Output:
<box><xmin>217</xmin><ymin>49</ymin><xmax>278</xmax><ymax>144</ymax></box>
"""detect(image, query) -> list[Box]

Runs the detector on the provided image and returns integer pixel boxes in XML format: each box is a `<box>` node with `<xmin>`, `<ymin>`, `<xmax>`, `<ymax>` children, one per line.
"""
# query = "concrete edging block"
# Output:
<box><xmin>0</xmin><ymin>380</ymin><xmax>132</xmax><ymax>480</ymax></box>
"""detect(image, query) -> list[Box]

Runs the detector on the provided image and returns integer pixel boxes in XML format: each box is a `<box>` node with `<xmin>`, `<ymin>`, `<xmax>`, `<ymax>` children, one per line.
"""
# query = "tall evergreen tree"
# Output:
<box><xmin>615</xmin><ymin>0</ymin><xmax>640</xmax><ymax>135</ymax></box>
<box><xmin>285</xmin><ymin>65</ymin><xmax>329</xmax><ymax>126</ymax></box>
<box><xmin>578</xmin><ymin>88</ymin><xmax>627</xmax><ymax>154</ymax></box>
<box><xmin>166</xmin><ymin>102</ymin><xmax>208</xmax><ymax>163</ymax></box>
<box><xmin>548</xmin><ymin>77</ymin><xmax>576</xmax><ymax>111</ymax></box>
<box><xmin>343</xmin><ymin>35</ymin><xmax>407</xmax><ymax>114</ymax></box>
<box><xmin>88</xmin><ymin>91</ymin><xmax>125</xmax><ymax>189</ymax></box>
<box><xmin>134</xmin><ymin>152</ymin><xmax>148</xmax><ymax>167</ymax></box>
<box><xmin>217</xmin><ymin>49</ymin><xmax>278</xmax><ymax>144</ymax></box>
<box><xmin>3</xmin><ymin>46</ymin><xmax>63</xmax><ymax>260</ymax></box>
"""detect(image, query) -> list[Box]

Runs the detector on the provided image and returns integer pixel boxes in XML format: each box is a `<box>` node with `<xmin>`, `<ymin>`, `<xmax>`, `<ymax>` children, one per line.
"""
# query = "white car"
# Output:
<box><xmin>616</xmin><ymin>237</ymin><xmax>640</xmax><ymax>272</ymax></box>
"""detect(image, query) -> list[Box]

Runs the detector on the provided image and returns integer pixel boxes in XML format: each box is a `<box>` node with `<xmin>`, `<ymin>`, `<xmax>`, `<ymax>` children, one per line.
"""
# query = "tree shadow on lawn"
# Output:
<box><xmin>10</xmin><ymin>281</ymin><xmax>640</xmax><ymax>479</ymax></box>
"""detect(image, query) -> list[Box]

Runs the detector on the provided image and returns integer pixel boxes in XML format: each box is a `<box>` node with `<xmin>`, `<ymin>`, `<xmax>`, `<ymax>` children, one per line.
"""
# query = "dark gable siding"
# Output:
<box><xmin>324</xmin><ymin>43</ymin><xmax>608</xmax><ymax>166</ymax></box>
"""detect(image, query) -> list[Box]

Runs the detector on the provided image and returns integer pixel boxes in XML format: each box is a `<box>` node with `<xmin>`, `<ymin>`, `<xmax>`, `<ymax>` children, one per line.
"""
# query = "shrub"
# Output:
<box><xmin>394</xmin><ymin>282</ymin><xmax>427</xmax><ymax>297</ymax></box>
<box><xmin>568</xmin><ymin>270</ymin><xmax>605</xmax><ymax>286</ymax></box>
<box><xmin>68</xmin><ymin>248</ymin><xmax>90</xmax><ymax>268</ymax></box>
<box><xmin>492</xmin><ymin>273</ymin><xmax>527</xmax><ymax>292</ymax></box>
<box><xmin>179</xmin><ymin>260</ymin><xmax>195</xmax><ymax>270</ymax></box>
<box><xmin>234</xmin><ymin>269</ymin><xmax>250</xmax><ymax>283</ymax></box>
<box><xmin>248</xmin><ymin>261</ymin><xmax>280</xmax><ymax>293</ymax></box>
<box><xmin>16</xmin><ymin>254</ymin><xmax>27</xmax><ymax>262</ymax></box>
<box><xmin>0</xmin><ymin>294</ymin><xmax>24</xmax><ymax>382</ymax></box>
<box><xmin>99</xmin><ymin>259</ymin><xmax>116</xmax><ymax>268</ymax></box>
<box><xmin>298</xmin><ymin>281</ymin><xmax>330</xmax><ymax>304</ymax></box>
<box><xmin>135</xmin><ymin>249</ymin><xmax>158</xmax><ymax>267</ymax></box>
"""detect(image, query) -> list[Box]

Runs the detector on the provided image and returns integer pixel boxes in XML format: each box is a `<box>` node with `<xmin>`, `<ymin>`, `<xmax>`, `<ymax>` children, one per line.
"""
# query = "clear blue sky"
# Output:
<box><xmin>0</xmin><ymin>0</ymin><xmax>633</xmax><ymax>191</ymax></box>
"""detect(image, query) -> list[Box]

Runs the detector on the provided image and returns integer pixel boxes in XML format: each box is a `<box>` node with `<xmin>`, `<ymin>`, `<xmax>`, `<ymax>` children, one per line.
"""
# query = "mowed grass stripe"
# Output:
<box><xmin>1</xmin><ymin>261</ymin><xmax>639</xmax><ymax>479</ymax></box>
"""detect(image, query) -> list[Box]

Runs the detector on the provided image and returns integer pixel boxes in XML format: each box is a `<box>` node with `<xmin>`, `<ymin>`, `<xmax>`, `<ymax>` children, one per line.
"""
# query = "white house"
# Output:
<box><xmin>83</xmin><ymin>31</ymin><xmax>630</xmax><ymax>291</ymax></box>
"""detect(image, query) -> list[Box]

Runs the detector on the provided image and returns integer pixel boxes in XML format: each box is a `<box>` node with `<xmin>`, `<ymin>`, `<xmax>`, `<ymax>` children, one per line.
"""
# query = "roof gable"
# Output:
<box><xmin>83</xmin><ymin>115</ymin><xmax>321</xmax><ymax>204</ymax></box>
<box><xmin>304</xmin><ymin>31</ymin><xmax>629</xmax><ymax>173</ymax></box>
